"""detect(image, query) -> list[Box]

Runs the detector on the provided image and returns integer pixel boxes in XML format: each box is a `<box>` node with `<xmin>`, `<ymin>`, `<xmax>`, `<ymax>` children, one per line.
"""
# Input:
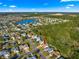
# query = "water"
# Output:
<box><xmin>16</xmin><ymin>19</ymin><xmax>37</xmax><ymax>25</ymax></box>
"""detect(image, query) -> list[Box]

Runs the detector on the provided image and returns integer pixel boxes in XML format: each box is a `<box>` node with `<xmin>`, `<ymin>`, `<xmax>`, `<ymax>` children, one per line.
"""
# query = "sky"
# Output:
<box><xmin>0</xmin><ymin>0</ymin><xmax>79</xmax><ymax>12</ymax></box>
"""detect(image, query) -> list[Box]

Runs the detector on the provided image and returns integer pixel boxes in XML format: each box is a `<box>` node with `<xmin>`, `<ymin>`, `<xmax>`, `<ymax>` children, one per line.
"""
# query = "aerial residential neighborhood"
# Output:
<box><xmin>0</xmin><ymin>0</ymin><xmax>79</xmax><ymax>59</ymax></box>
<box><xmin>0</xmin><ymin>13</ymin><xmax>79</xmax><ymax>59</ymax></box>
<box><xmin>0</xmin><ymin>13</ymin><xmax>67</xmax><ymax>59</ymax></box>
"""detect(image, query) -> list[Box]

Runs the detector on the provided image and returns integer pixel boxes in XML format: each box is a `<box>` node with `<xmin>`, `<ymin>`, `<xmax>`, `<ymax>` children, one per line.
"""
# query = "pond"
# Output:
<box><xmin>16</xmin><ymin>19</ymin><xmax>38</xmax><ymax>25</ymax></box>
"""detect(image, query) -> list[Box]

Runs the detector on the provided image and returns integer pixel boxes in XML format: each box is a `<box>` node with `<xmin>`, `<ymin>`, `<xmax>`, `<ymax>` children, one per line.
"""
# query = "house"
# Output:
<box><xmin>44</xmin><ymin>47</ymin><xmax>54</xmax><ymax>53</ymax></box>
<box><xmin>11</xmin><ymin>54</ymin><xmax>19</xmax><ymax>59</ymax></box>
<box><xmin>33</xmin><ymin>35</ymin><xmax>42</xmax><ymax>42</ymax></box>
<box><xmin>11</xmin><ymin>47</ymin><xmax>19</xmax><ymax>54</ymax></box>
<box><xmin>2</xmin><ymin>34</ymin><xmax>10</xmax><ymax>41</ymax></box>
<box><xmin>27</xmin><ymin>34</ymin><xmax>31</xmax><ymax>38</ymax></box>
<box><xmin>57</xmin><ymin>56</ymin><xmax>65</xmax><ymax>59</ymax></box>
<box><xmin>0</xmin><ymin>50</ymin><xmax>10</xmax><ymax>59</ymax></box>
<box><xmin>27</xmin><ymin>56</ymin><xmax>37</xmax><ymax>59</ymax></box>
<box><xmin>21</xmin><ymin>33</ymin><xmax>26</xmax><ymax>37</ymax></box>
<box><xmin>52</xmin><ymin>50</ymin><xmax>61</xmax><ymax>59</ymax></box>
<box><xmin>23</xmin><ymin>45</ymin><xmax>30</xmax><ymax>53</ymax></box>
<box><xmin>36</xmin><ymin>36</ymin><xmax>41</xmax><ymax>42</ymax></box>
<box><xmin>11</xmin><ymin>36</ymin><xmax>15</xmax><ymax>40</ymax></box>
<box><xmin>26</xmin><ymin>52</ymin><xmax>37</xmax><ymax>59</ymax></box>
<box><xmin>19</xmin><ymin>44</ymin><xmax>30</xmax><ymax>53</ymax></box>
<box><xmin>3</xmin><ymin>52</ymin><xmax>10</xmax><ymax>59</ymax></box>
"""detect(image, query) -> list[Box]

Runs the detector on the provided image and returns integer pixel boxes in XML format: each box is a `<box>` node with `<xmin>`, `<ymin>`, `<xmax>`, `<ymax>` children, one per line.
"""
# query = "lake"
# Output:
<box><xmin>16</xmin><ymin>19</ymin><xmax>37</xmax><ymax>25</ymax></box>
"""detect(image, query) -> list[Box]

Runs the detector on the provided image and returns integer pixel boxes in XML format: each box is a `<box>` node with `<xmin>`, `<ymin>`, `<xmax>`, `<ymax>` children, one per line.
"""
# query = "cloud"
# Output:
<box><xmin>31</xmin><ymin>8</ymin><xmax>36</xmax><ymax>11</ymax></box>
<box><xmin>0</xmin><ymin>2</ymin><xmax>2</xmax><ymax>5</ymax></box>
<box><xmin>9</xmin><ymin>5</ymin><xmax>16</xmax><ymax>8</ymax></box>
<box><xmin>66</xmin><ymin>4</ymin><xmax>75</xmax><ymax>9</ymax></box>
<box><xmin>66</xmin><ymin>6</ymin><xmax>70</xmax><ymax>8</ymax></box>
<box><xmin>3</xmin><ymin>5</ymin><xmax>7</xmax><ymax>7</ymax></box>
<box><xmin>61</xmin><ymin>0</ymin><xmax>79</xmax><ymax>2</ymax></box>
<box><xmin>68</xmin><ymin>4</ymin><xmax>75</xmax><ymax>7</ymax></box>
